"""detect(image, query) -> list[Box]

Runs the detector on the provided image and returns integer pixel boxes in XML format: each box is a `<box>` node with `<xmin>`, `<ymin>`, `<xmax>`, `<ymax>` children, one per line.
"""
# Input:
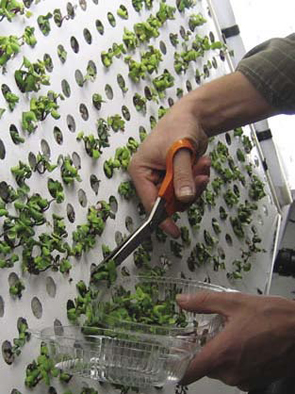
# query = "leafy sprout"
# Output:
<box><xmin>15</xmin><ymin>57</ymin><xmax>50</xmax><ymax>93</ymax></box>
<box><xmin>22</xmin><ymin>26</ymin><xmax>37</xmax><ymax>47</ymax></box>
<box><xmin>60</xmin><ymin>155</ymin><xmax>82</xmax><ymax>185</ymax></box>
<box><xmin>1</xmin><ymin>84</ymin><xmax>19</xmax><ymax>111</ymax></box>
<box><xmin>117</xmin><ymin>4</ymin><xmax>128</xmax><ymax>19</ymax></box>
<box><xmin>0</xmin><ymin>35</ymin><xmax>21</xmax><ymax>67</ymax></box>
<box><xmin>37</xmin><ymin>12</ymin><xmax>52</xmax><ymax>36</ymax></box>
<box><xmin>0</xmin><ymin>0</ymin><xmax>25</xmax><ymax>22</ymax></box>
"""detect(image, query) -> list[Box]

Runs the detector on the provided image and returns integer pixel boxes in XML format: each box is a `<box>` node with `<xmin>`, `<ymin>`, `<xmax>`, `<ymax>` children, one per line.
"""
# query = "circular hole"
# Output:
<box><xmin>53</xmin><ymin>126</ymin><xmax>63</xmax><ymax>144</ymax></box>
<box><xmin>78</xmin><ymin>189</ymin><xmax>87</xmax><ymax>207</ymax></box>
<box><xmin>150</xmin><ymin>115</ymin><xmax>157</xmax><ymax>129</ymax></box>
<box><xmin>31</xmin><ymin>296</ymin><xmax>43</xmax><ymax>319</ymax></box>
<box><xmin>72</xmin><ymin>152</ymin><xmax>81</xmax><ymax>169</ymax></box>
<box><xmin>212</xmin><ymin>57</ymin><xmax>218</xmax><ymax>69</ymax></box>
<box><xmin>83</xmin><ymin>28</ymin><xmax>92</xmax><ymax>44</ymax></box>
<box><xmin>195</xmin><ymin>70</ymin><xmax>201</xmax><ymax>85</ymax></box>
<box><xmin>79</xmin><ymin>0</ymin><xmax>87</xmax><ymax>10</ymax></box>
<box><xmin>203</xmin><ymin>64</ymin><xmax>210</xmax><ymax>78</ymax></box>
<box><xmin>46</xmin><ymin>277</ymin><xmax>56</xmax><ymax>298</ymax></box>
<box><xmin>67</xmin><ymin>203</ymin><xmax>75</xmax><ymax>223</ymax></box>
<box><xmin>159</xmin><ymin>40</ymin><xmax>167</xmax><ymax>55</ymax></box>
<box><xmin>105</xmin><ymin>84</ymin><xmax>113</xmax><ymax>100</ymax></box>
<box><xmin>92</xmin><ymin>0</ymin><xmax>98</xmax><ymax>4</ymax></box>
<box><xmin>48</xmin><ymin>387</ymin><xmax>57</xmax><ymax>394</ymax></box>
<box><xmin>70</xmin><ymin>36</ymin><xmax>79</xmax><ymax>53</ymax></box>
<box><xmin>43</xmin><ymin>53</ymin><xmax>53</xmax><ymax>72</ymax></box>
<box><xmin>109</xmin><ymin>195</ymin><xmax>118</xmax><ymax>213</ymax></box>
<box><xmin>122</xmin><ymin>105</ymin><xmax>131</xmax><ymax>121</ymax></box>
<box><xmin>1</xmin><ymin>83</ymin><xmax>10</xmax><ymax>97</ymax></box>
<box><xmin>168</xmin><ymin>97</ymin><xmax>174</xmax><ymax>107</ymax></box>
<box><xmin>54</xmin><ymin>319</ymin><xmax>64</xmax><ymax>335</ymax></box>
<box><xmin>125</xmin><ymin>216</ymin><xmax>134</xmax><ymax>233</ymax></box>
<box><xmin>139</xmin><ymin>125</ymin><xmax>147</xmax><ymax>141</ymax></box>
<box><xmin>186</xmin><ymin>80</ymin><xmax>192</xmax><ymax>92</ymax></box>
<box><xmin>67</xmin><ymin>114</ymin><xmax>76</xmax><ymax>132</ymax></box>
<box><xmin>169</xmin><ymin>32</ymin><xmax>178</xmax><ymax>47</ymax></box>
<box><xmin>90</xmin><ymin>174</ymin><xmax>100</xmax><ymax>195</ymax></box>
<box><xmin>75</xmin><ymin>69</ymin><xmax>84</xmax><ymax>87</ymax></box>
<box><xmin>209</xmin><ymin>31</ymin><xmax>215</xmax><ymax>43</ymax></box>
<box><xmin>79</xmin><ymin>103</ymin><xmax>89</xmax><ymax>121</ymax></box>
<box><xmin>61</xmin><ymin>79</ymin><xmax>71</xmax><ymax>98</ymax></box>
<box><xmin>107</xmin><ymin>12</ymin><xmax>116</xmax><ymax>27</ymax></box>
<box><xmin>0</xmin><ymin>296</ymin><xmax>4</xmax><ymax>317</ymax></box>
<box><xmin>225</xmin><ymin>133</ymin><xmax>231</xmax><ymax>145</ymax></box>
<box><xmin>257</xmin><ymin>214</ymin><xmax>264</xmax><ymax>225</ymax></box>
<box><xmin>225</xmin><ymin>233</ymin><xmax>233</xmax><ymax>246</ymax></box>
<box><xmin>233</xmin><ymin>184</ymin><xmax>240</xmax><ymax>197</ymax></box>
<box><xmin>11</xmin><ymin>389</ymin><xmax>22</xmax><ymax>394</ymax></box>
<box><xmin>0</xmin><ymin>140</ymin><xmax>6</xmax><ymax>160</ymax></box>
<box><xmin>57</xmin><ymin>44</ymin><xmax>67</xmax><ymax>63</ymax></box>
<box><xmin>95</xmin><ymin>19</ymin><xmax>104</xmax><ymax>35</ymax></box>
<box><xmin>41</xmin><ymin>139</ymin><xmax>51</xmax><ymax>158</ymax></box>
<box><xmin>9</xmin><ymin>124</ymin><xmax>23</xmax><ymax>145</ymax></box>
<box><xmin>2</xmin><ymin>341</ymin><xmax>14</xmax><ymax>365</ymax></box>
<box><xmin>8</xmin><ymin>272</ymin><xmax>18</xmax><ymax>287</ymax></box>
<box><xmin>28</xmin><ymin>152</ymin><xmax>37</xmax><ymax>169</ymax></box>
<box><xmin>254</xmin><ymin>156</ymin><xmax>260</xmax><ymax>167</ymax></box>
<box><xmin>179</xmin><ymin>26</ymin><xmax>186</xmax><ymax>39</ymax></box>
<box><xmin>117</xmin><ymin>74</ymin><xmax>127</xmax><ymax>93</ymax></box>
<box><xmin>115</xmin><ymin>231</ymin><xmax>123</xmax><ymax>246</ymax></box>
<box><xmin>144</xmin><ymin>86</ymin><xmax>152</xmax><ymax>101</ymax></box>
<box><xmin>219</xmin><ymin>50</ymin><xmax>225</xmax><ymax>61</ymax></box>
<box><xmin>67</xmin><ymin>2</ymin><xmax>75</xmax><ymax>19</ymax></box>
<box><xmin>218</xmin><ymin>246</ymin><xmax>225</xmax><ymax>259</ymax></box>
<box><xmin>137</xmin><ymin>202</ymin><xmax>146</xmax><ymax>219</ymax></box>
<box><xmin>0</xmin><ymin>182</ymin><xmax>10</xmax><ymax>202</ymax></box>
<box><xmin>87</xmin><ymin>60</ymin><xmax>97</xmax><ymax>80</ymax></box>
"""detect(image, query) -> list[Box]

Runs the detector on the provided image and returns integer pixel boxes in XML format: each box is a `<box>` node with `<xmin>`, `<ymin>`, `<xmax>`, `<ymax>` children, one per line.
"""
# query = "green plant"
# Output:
<box><xmin>92</xmin><ymin>93</ymin><xmax>105</xmax><ymax>111</ymax></box>
<box><xmin>0</xmin><ymin>35</ymin><xmax>21</xmax><ymax>67</ymax></box>
<box><xmin>0</xmin><ymin>0</ymin><xmax>25</xmax><ymax>22</ymax></box>
<box><xmin>22</xmin><ymin>26</ymin><xmax>37</xmax><ymax>47</ymax></box>
<box><xmin>37</xmin><ymin>12</ymin><xmax>52</xmax><ymax>36</ymax></box>
<box><xmin>15</xmin><ymin>57</ymin><xmax>50</xmax><ymax>93</ymax></box>
<box><xmin>133</xmin><ymin>93</ymin><xmax>147</xmax><ymax>112</ymax></box>
<box><xmin>77</xmin><ymin>132</ymin><xmax>102</xmax><ymax>160</ymax></box>
<box><xmin>1</xmin><ymin>84</ymin><xmax>19</xmax><ymax>111</ymax></box>
<box><xmin>152</xmin><ymin>69</ymin><xmax>174</xmax><ymax>98</ymax></box>
<box><xmin>11</xmin><ymin>318</ymin><xmax>31</xmax><ymax>357</ymax></box>
<box><xmin>9</xmin><ymin>278</ymin><xmax>25</xmax><ymax>298</ymax></box>
<box><xmin>117</xmin><ymin>4</ymin><xmax>128</xmax><ymax>19</ymax></box>
<box><xmin>107</xmin><ymin>114</ymin><xmax>125</xmax><ymax>132</ymax></box>
<box><xmin>188</xmin><ymin>13</ymin><xmax>206</xmax><ymax>31</ymax></box>
<box><xmin>60</xmin><ymin>156</ymin><xmax>81</xmax><ymax>185</ymax></box>
<box><xmin>118</xmin><ymin>181</ymin><xmax>136</xmax><ymax>200</ymax></box>
<box><xmin>249</xmin><ymin>175</ymin><xmax>266</xmax><ymax>201</ymax></box>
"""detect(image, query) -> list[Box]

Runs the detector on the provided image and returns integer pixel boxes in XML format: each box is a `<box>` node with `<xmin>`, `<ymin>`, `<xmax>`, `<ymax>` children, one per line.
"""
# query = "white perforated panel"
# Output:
<box><xmin>0</xmin><ymin>1</ymin><xmax>279</xmax><ymax>394</ymax></box>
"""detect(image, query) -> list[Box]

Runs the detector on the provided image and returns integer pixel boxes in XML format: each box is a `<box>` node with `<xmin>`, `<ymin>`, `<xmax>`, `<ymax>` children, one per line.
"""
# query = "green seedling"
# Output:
<box><xmin>96</xmin><ymin>118</ymin><xmax>110</xmax><ymax>147</ymax></box>
<box><xmin>117</xmin><ymin>4</ymin><xmax>128</xmax><ymax>19</ymax></box>
<box><xmin>0</xmin><ymin>0</ymin><xmax>25</xmax><ymax>22</ymax></box>
<box><xmin>57</xmin><ymin>44</ymin><xmax>67</xmax><ymax>63</ymax></box>
<box><xmin>35</xmin><ymin>153</ymin><xmax>57</xmax><ymax>174</ymax></box>
<box><xmin>11</xmin><ymin>161</ymin><xmax>32</xmax><ymax>186</ymax></box>
<box><xmin>77</xmin><ymin>132</ymin><xmax>102</xmax><ymax>160</ymax></box>
<box><xmin>170</xmin><ymin>33</ymin><xmax>179</xmax><ymax>46</ymax></box>
<box><xmin>9</xmin><ymin>278</ymin><xmax>25</xmax><ymax>298</ymax></box>
<box><xmin>53</xmin><ymin>8</ymin><xmax>70</xmax><ymax>27</ymax></box>
<box><xmin>37</xmin><ymin>12</ymin><xmax>52</xmax><ymax>36</ymax></box>
<box><xmin>177</xmin><ymin>0</ymin><xmax>195</xmax><ymax>12</ymax></box>
<box><xmin>92</xmin><ymin>93</ymin><xmax>105</xmax><ymax>111</ymax></box>
<box><xmin>187</xmin><ymin>198</ymin><xmax>205</xmax><ymax>230</ymax></box>
<box><xmin>60</xmin><ymin>156</ymin><xmax>81</xmax><ymax>185</ymax></box>
<box><xmin>118</xmin><ymin>181</ymin><xmax>136</xmax><ymax>200</ymax></box>
<box><xmin>1</xmin><ymin>85</ymin><xmax>19</xmax><ymax>111</ymax></box>
<box><xmin>224</xmin><ymin>188</ymin><xmax>239</xmax><ymax>208</ymax></box>
<box><xmin>107</xmin><ymin>114</ymin><xmax>125</xmax><ymax>132</ymax></box>
<box><xmin>15</xmin><ymin>57</ymin><xmax>50</xmax><ymax>93</ymax></box>
<box><xmin>133</xmin><ymin>15</ymin><xmax>161</xmax><ymax>43</ymax></box>
<box><xmin>133</xmin><ymin>93</ymin><xmax>147</xmax><ymax>112</ymax></box>
<box><xmin>22</xmin><ymin>26</ymin><xmax>37</xmax><ymax>47</ymax></box>
<box><xmin>152</xmin><ymin>69</ymin><xmax>174</xmax><ymax>97</ymax></box>
<box><xmin>0</xmin><ymin>35</ymin><xmax>20</xmax><ymax>67</ymax></box>
<box><xmin>180</xmin><ymin>226</ymin><xmax>191</xmax><ymax>246</ymax></box>
<box><xmin>156</xmin><ymin>2</ymin><xmax>176</xmax><ymax>24</ymax></box>
<box><xmin>123</xmin><ymin>28</ymin><xmax>139</xmax><ymax>50</ymax></box>
<box><xmin>188</xmin><ymin>13</ymin><xmax>206</xmax><ymax>31</ymax></box>
<box><xmin>249</xmin><ymin>175</ymin><xmax>266</xmax><ymax>201</ymax></box>
<box><xmin>11</xmin><ymin>318</ymin><xmax>31</xmax><ymax>357</ymax></box>
<box><xmin>204</xmin><ymin>230</ymin><xmax>217</xmax><ymax>248</ymax></box>
<box><xmin>212</xmin><ymin>218</ymin><xmax>221</xmax><ymax>234</ymax></box>
<box><xmin>158</xmin><ymin>106</ymin><xmax>169</xmax><ymax>119</ymax></box>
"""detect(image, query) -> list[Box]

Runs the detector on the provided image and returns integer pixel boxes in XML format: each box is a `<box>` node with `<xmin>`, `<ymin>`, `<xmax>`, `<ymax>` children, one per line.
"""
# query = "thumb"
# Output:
<box><xmin>173</xmin><ymin>148</ymin><xmax>196</xmax><ymax>203</ymax></box>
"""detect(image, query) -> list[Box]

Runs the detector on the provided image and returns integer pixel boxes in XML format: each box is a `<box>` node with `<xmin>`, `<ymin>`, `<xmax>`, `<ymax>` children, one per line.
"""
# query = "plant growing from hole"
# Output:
<box><xmin>11</xmin><ymin>161</ymin><xmax>32</xmax><ymax>189</ymax></box>
<box><xmin>0</xmin><ymin>35</ymin><xmax>21</xmax><ymax>67</ymax></box>
<box><xmin>158</xmin><ymin>106</ymin><xmax>169</xmax><ymax>119</ymax></box>
<box><xmin>15</xmin><ymin>57</ymin><xmax>50</xmax><ymax>93</ymax></box>
<box><xmin>212</xmin><ymin>218</ymin><xmax>221</xmax><ymax>234</ymax></box>
<box><xmin>9</xmin><ymin>278</ymin><xmax>25</xmax><ymax>298</ymax></box>
<box><xmin>118</xmin><ymin>180</ymin><xmax>136</xmax><ymax>200</ymax></box>
<box><xmin>53</xmin><ymin>8</ymin><xmax>70</xmax><ymax>27</ymax></box>
<box><xmin>117</xmin><ymin>4</ymin><xmax>128</xmax><ymax>19</ymax></box>
<box><xmin>83</xmin><ymin>61</ymin><xmax>96</xmax><ymax>83</ymax></box>
<box><xmin>60</xmin><ymin>155</ymin><xmax>81</xmax><ymax>185</ymax></box>
<box><xmin>188</xmin><ymin>13</ymin><xmax>206</xmax><ymax>31</ymax></box>
<box><xmin>57</xmin><ymin>44</ymin><xmax>67</xmax><ymax>63</ymax></box>
<box><xmin>224</xmin><ymin>188</ymin><xmax>239</xmax><ymax>207</ymax></box>
<box><xmin>133</xmin><ymin>93</ymin><xmax>147</xmax><ymax>113</ymax></box>
<box><xmin>47</xmin><ymin>179</ymin><xmax>64</xmax><ymax>203</ymax></box>
<box><xmin>249</xmin><ymin>175</ymin><xmax>266</xmax><ymax>201</ymax></box>
<box><xmin>1</xmin><ymin>84</ymin><xmax>19</xmax><ymax>111</ymax></box>
<box><xmin>37</xmin><ymin>12</ymin><xmax>52</xmax><ymax>36</ymax></box>
<box><xmin>0</xmin><ymin>0</ymin><xmax>30</xmax><ymax>22</ymax></box>
<box><xmin>177</xmin><ymin>0</ymin><xmax>195</xmax><ymax>12</ymax></box>
<box><xmin>123</xmin><ymin>28</ymin><xmax>139</xmax><ymax>50</ymax></box>
<box><xmin>92</xmin><ymin>93</ymin><xmax>105</xmax><ymax>111</ymax></box>
<box><xmin>107</xmin><ymin>114</ymin><xmax>125</xmax><ymax>132</ymax></box>
<box><xmin>10</xmin><ymin>318</ymin><xmax>31</xmax><ymax>358</ymax></box>
<box><xmin>34</xmin><ymin>153</ymin><xmax>57</xmax><ymax>174</ymax></box>
<box><xmin>22</xmin><ymin>26</ymin><xmax>37</xmax><ymax>47</ymax></box>
<box><xmin>152</xmin><ymin>69</ymin><xmax>174</xmax><ymax>98</ymax></box>
<box><xmin>96</xmin><ymin>118</ymin><xmax>110</xmax><ymax>147</ymax></box>
<box><xmin>77</xmin><ymin>131</ymin><xmax>102</xmax><ymax>160</ymax></box>
<box><xmin>101</xmin><ymin>43</ymin><xmax>126</xmax><ymax>67</ymax></box>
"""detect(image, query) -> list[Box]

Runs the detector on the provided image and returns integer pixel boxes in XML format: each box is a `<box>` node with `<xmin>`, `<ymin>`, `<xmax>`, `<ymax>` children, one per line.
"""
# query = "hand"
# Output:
<box><xmin>128</xmin><ymin>95</ymin><xmax>209</xmax><ymax>237</ymax></box>
<box><xmin>177</xmin><ymin>291</ymin><xmax>295</xmax><ymax>391</ymax></box>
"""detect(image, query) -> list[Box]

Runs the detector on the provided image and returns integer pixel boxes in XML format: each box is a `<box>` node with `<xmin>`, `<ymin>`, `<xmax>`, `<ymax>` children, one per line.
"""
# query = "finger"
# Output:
<box><xmin>176</xmin><ymin>291</ymin><xmax>241</xmax><ymax>316</ymax></box>
<box><xmin>180</xmin><ymin>329</ymin><xmax>230</xmax><ymax>385</ymax></box>
<box><xmin>192</xmin><ymin>155</ymin><xmax>211</xmax><ymax>178</ymax></box>
<box><xmin>194</xmin><ymin>175</ymin><xmax>209</xmax><ymax>199</ymax></box>
<box><xmin>173</xmin><ymin>149</ymin><xmax>196</xmax><ymax>203</ymax></box>
<box><xmin>160</xmin><ymin>217</ymin><xmax>180</xmax><ymax>238</ymax></box>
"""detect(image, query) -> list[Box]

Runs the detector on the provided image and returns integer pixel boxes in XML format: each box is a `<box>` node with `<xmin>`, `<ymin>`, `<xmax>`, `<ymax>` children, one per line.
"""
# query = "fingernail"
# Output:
<box><xmin>179</xmin><ymin>186</ymin><xmax>194</xmax><ymax>198</ymax></box>
<box><xmin>176</xmin><ymin>294</ymin><xmax>190</xmax><ymax>303</ymax></box>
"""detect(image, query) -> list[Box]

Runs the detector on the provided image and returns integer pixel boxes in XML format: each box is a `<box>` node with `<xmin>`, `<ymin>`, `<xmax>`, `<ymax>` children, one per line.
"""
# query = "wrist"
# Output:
<box><xmin>182</xmin><ymin>71</ymin><xmax>276</xmax><ymax>138</ymax></box>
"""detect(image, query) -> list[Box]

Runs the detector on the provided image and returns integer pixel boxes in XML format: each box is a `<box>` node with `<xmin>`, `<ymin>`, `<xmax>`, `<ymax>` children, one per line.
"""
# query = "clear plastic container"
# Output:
<box><xmin>33</xmin><ymin>277</ymin><xmax>234</xmax><ymax>388</ymax></box>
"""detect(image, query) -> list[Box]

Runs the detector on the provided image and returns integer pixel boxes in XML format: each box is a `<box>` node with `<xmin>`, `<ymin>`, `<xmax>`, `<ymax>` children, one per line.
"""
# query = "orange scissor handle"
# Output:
<box><xmin>158</xmin><ymin>138</ymin><xmax>197</xmax><ymax>216</ymax></box>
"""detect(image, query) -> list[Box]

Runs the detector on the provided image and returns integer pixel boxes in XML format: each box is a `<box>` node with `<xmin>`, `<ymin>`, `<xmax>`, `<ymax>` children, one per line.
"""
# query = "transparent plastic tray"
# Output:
<box><xmin>33</xmin><ymin>277</ymin><xmax>235</xmax><ymax>387</ymax></box>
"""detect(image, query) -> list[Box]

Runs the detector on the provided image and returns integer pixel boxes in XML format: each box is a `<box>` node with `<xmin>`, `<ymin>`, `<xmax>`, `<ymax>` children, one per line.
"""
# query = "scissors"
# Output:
<box><xmin>91</xmin><ymin>138</ymin><xmax>196</xmax><ymax>275</ymax></box>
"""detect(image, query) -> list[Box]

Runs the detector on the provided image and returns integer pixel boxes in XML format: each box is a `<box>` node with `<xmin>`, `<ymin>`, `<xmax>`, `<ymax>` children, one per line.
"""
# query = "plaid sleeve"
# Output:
<box><xmin>236</xmin><ymin>34</ymin><xmax>295</xmax><ymax>113</ymax></box>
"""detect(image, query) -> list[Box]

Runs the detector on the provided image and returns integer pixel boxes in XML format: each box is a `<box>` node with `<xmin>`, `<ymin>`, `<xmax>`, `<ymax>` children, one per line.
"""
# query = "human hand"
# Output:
<box><xmin>177</xmin><ymin>291</ymin><xmax>295</xmax><ymax>391</ymax></box>
<box><xmin>128</xmin><ymin>95</ymin><xmax>209</xmax><ymax>238</ymax></box>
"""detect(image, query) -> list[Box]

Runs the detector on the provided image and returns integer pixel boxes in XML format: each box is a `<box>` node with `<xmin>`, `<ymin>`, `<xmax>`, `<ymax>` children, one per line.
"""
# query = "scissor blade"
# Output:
<box><xmin>94</xmin><ymin>220</ymin><xmax>153</xmax><ymax>270</ymax></box>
